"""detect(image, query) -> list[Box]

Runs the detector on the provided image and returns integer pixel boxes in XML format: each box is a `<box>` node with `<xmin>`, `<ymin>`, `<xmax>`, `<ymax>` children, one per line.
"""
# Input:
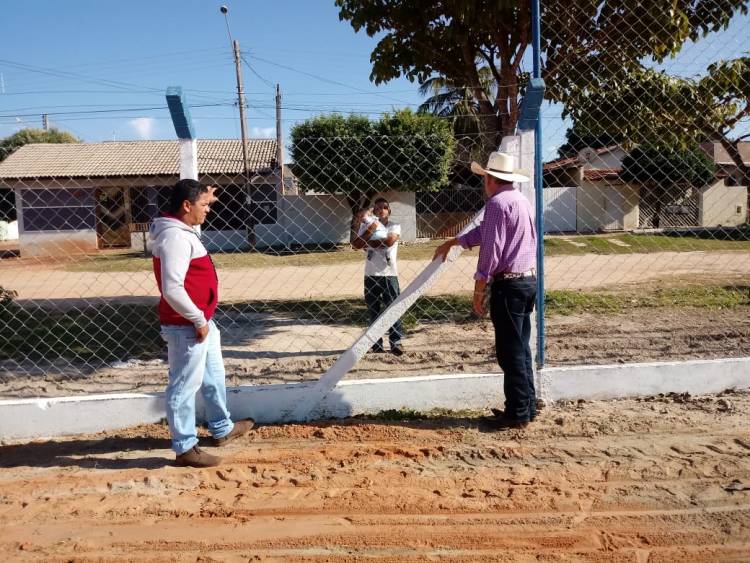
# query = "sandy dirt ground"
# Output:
<box><xmin>0</xmin><ymin>392</ymin><xmax>748</xmax><ymax>561</ymax></box>
<box><xmin>2</xmin><ymin>304</ymin><xmax>748</xmax><ymax>398</ymax></box>
<box><xmin>2</xmin><ymin>250</ymin><xmax>750</xmax><ymax>302</ymax></box>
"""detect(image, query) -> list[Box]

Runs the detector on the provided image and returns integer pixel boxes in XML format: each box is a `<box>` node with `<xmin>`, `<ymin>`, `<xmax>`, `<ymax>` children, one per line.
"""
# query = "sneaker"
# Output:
<box><xmin>175</xmin><ymin>446</ymin><xmax>221</xmax><ymax>468</ymax></box>
<box><xmin>390</xmin><ymin>343</ymin><xmax>404</xmax><ymax>356</ymax></box>
<box><xmin>212</xmin><ymin>418</ymin><xmax>255</xmax><ymax>447</ymax></box>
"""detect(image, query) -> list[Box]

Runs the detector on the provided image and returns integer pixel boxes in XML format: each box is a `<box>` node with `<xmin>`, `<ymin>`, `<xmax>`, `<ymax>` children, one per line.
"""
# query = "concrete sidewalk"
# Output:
<box><xmin>1</xmin><ymin>250</ymin><xmax>748</xmax><ymax>304</ymax></box>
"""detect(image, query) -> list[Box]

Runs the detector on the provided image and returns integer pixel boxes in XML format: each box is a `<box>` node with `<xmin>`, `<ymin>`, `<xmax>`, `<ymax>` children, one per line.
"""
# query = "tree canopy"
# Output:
<box><xmin>0</xmin><ymin>128</ymin><xmax>80</xmax><ymax>222</ymax></box>
<box><xmin>336</xmin><ymin>0</ymin><xmax>748</xmax><ymax>155</ymax></box>
<box><xmin>562</xmin><ymin>57</ymin><xmax>750</xmax><ymax>183</ymax></box>
<box><xmin>0</xmin><ymin>128</ymin><xmax>80</xmax><ymax>162</ymax></box>
<box><xmin>290</xmin><ymin>110</ymin><xmax>455</xmax><ymax>213</ymax></box>
<box><xmin>621</xmin><ymin>145</ymin><xmax>717</xmax><ymax>188</ymax></box>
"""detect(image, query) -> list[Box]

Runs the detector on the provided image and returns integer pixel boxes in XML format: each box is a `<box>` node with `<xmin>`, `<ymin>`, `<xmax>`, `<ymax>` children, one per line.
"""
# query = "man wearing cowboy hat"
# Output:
<box><xmin>434</xmin><ymin>152</ymin><xmax>537</xmax><ymax>429</ymax></box>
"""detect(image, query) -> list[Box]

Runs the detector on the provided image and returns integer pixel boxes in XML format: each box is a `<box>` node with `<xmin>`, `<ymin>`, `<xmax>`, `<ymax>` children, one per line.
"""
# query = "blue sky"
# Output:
<box><xmin>1</xmin><ymin>1</ymin><xmax>748</xmax><ymax>159</ymax></box>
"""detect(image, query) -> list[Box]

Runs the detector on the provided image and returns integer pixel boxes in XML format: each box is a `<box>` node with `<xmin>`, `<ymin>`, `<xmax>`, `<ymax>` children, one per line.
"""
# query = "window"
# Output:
<box><xmin>21</xmin><ymin>188</ymin><xmax>96</xmax><ymax>232</ymax></box>
<box><xmin>249</xmin><ymin>184</ymin><xmax>277</xmax><ymax>225</ymax></box>
<box><xmin>129</xmin><ymin>187</ymin><xmax>158</xmax><ymax>223</ymax></box>
<box><xmin>203</xmin><ymin>184</ymin><xmax>249</xmax><ymax>231</ymax></box>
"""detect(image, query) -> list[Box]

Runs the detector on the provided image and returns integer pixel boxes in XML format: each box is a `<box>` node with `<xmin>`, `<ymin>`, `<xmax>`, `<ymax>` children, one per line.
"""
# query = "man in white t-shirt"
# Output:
<box><xmin>352</xmin><ymin>197</ymin><xmax>404</xmax><ymax>356</ymax></box>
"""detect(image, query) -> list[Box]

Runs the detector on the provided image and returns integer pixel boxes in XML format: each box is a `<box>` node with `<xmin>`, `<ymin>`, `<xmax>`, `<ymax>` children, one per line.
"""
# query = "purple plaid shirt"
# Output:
<box><xmin>457</xmin><ymin>187</ymin><xmax>537</xmax><ymax>281</ymax></box>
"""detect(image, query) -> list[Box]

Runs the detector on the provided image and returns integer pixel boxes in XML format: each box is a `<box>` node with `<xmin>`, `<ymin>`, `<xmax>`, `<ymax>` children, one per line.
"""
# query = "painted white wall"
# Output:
<box><xmin>19</xmin><ymin>230</ymin><xmax>98</xmax><ymax>257</ymax></box>
<box><xmin>255</xmin><ymin>191</ymin><xmax>417</xmax><ymax>248</ymax></box>
<box><xmin>543</xmin><ymin>187</ymin><xmax>577</xmax><ymax>232</ymax></box>
<box><xmin>582</xmin><ymin>147</ymin><xmax>626</xmax><ymax>170</ymax></box>
<box><xmin>576</xmin><ymin>181</ymin><xmax>638</xmax><ymax>232</ymax></box>
<box><xmin>372</xmin><ymin>190</ymin><xmax>417</xmax><ymax>242</ymax></box>
<box><xmin>698</xmin><ymin>180</ymin><xmax>747</xmax><ymax>227</ymax></box>
<box><xmin>576</xmin><ymin>182</ymin><xmax>606</xmax><ymax>232</ymax></box>
<box><xmin>255</xmin><ymin>194</ymin><xmax>351</xmax><ymax>248</ymax></box>
<box><xmin>0</xmin><ymin>221</ymin><xmax>18</xmax><ymax>241</ymax></box>
<box><xmin>2</xmin><ymin>357</ymin><xmax>749</xmax><ymax>441</ymax></box>
<box><xmin>201</xmin><ymin>229</ymin><xmax>251</xmax><ymax>252</ymax></box>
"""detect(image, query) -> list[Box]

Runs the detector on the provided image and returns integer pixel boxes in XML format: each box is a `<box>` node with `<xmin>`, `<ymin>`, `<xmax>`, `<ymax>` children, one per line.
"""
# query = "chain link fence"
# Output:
<box><xmin>1</xmin><ymin>1</ymin><xmax>749</xmax><ymax>400</ymax></box>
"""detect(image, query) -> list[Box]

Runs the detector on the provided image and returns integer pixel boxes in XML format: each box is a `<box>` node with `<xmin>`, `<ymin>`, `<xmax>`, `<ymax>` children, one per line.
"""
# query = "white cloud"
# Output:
<box><xmin>251</xmin><ymin>126</ymin><xmax>275</xmax><ymax>138</ymax></box>
<box><xmin>129</xmin><ymin>117</ymin><xmax>156</xmax><ymax>140</ymax></box>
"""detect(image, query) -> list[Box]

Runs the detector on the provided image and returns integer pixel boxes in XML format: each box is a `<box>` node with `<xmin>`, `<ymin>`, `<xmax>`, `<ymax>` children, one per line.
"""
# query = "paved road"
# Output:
<box><xmin>2</xmin><ymin>250</ymin><xmax>749</xmax><ymax>304</ymax></box>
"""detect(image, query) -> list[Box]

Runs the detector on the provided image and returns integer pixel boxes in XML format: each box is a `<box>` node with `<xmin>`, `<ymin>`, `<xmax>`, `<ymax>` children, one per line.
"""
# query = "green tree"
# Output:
<box><xmin>418</xmin><ymin>67</ymin><xmax>499</xmax><ymax>165</ymax></box>
<box><xmin>563</xmin><ymin>58</ymin><xmax>750</xmax><ymax>185</ymax></box>
<box><xmin>620</xmin><ymin>144</ymin><xmax>717</xmax><ymax>227</ymax></box>
<box><xmin>621</xmin><ymin>145</ymin><xmax>717</xmax><ymax>187</ymax></box>
<box><xmin>0</xmin><ymin>128</ymin><xmax>79</xmax><ymax>161</ymax></box>
<box><xmin>289</xmin><ymin>110</ymin><xmax>455</xmax><ymax>215</ymax></box>
<box><xmin>0</xmin><ymin>128</ymin><xmax>80</xmax><ymax>221</ymax></box>
<box><xmin>335</xmin><ymin>0</ymin><xmax>748</xmax><ymax>157</ymax></box>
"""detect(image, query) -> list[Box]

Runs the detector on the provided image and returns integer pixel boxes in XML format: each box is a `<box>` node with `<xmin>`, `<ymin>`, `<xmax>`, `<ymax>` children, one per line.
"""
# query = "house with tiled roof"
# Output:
<box><xmin>0</xmin><ymin>139</ymin><xmax>279</xmax><ymax>256</ymax></box>
<box><xmin>0</xmin><ymin>139</ymin><xmax>418</xmax><ymax>257</ymax></box>
<box><xmin>542</xmin><ymin>143</ymin><xmax>747</xmax><ymax>232</ymax></box>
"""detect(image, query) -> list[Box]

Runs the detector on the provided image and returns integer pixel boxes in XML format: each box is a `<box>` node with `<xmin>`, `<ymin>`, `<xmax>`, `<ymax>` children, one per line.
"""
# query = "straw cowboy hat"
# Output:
<box><xmin>470</xmin><ymin>151</ymin><xmax>530</xmax><ymax>183</ymax></box>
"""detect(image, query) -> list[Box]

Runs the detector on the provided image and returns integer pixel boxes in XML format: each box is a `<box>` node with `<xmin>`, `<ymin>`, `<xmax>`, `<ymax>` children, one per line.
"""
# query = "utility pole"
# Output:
<box><xmin>232</xmin><ymin>39</ymin><xmax>250</xmax><ymax>181</ymax></box>
<box><xmin>42</xmin><ymin>114</ymin><xmax>49</xmax><ymax>131</ymax></box>
<box><xmin>220</xmin><ymin>6</ymin><xmax>250</xmax><ymax>182</ymax></box>
<box><xmin>275</xmin><ymin>83</ymin><xmax>284</xmax><ymax>185</ymax></box>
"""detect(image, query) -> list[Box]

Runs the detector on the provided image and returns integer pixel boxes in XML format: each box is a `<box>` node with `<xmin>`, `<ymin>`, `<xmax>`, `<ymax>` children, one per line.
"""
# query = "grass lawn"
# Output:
<box><xmin>62</xmin><ymin>231</ymin><xmax>750</xmax><ymax>273</ymax></box>
<box><xmin>2</xmin><ymin>283</ymin><xmax>747</xmax><ymax>365</ymax></box>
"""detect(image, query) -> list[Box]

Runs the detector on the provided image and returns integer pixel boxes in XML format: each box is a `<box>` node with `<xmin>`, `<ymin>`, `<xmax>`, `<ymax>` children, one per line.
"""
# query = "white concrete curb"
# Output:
<box><xmin>1</xmin><ymin>357</ymin><xmax>748</xmax><ymax>442</ymax></box>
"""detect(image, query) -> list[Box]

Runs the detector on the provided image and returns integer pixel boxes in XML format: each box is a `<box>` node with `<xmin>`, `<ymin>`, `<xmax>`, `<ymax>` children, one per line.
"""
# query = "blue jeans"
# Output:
<box><xmin>161</xmin><ymin>320</ymin><xmax>234</xmax><ymax>454</ymax></box>
<box><xmin>364</xmin><ymin>275</ymin><xmax>403</xmax><ymax>349</ymax></box>
<box><xmin>490</xmin><ymin>277</ymin><xmax>537</xmax><ymax>422</ymax></box>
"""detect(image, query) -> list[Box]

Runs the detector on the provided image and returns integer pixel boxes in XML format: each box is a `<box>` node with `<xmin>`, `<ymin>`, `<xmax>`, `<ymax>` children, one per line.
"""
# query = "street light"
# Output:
<box><xmin>218</xmin><ymin>4</ymin><xmax>250</xmax><ymax>183</ymax></box>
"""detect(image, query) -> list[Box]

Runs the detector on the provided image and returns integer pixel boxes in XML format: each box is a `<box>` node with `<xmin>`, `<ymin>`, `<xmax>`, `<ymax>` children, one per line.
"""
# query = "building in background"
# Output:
<box><xmin>0</xmin><ymin>140</ymin><xmax>417</xmax><ymax>258</ymax></box>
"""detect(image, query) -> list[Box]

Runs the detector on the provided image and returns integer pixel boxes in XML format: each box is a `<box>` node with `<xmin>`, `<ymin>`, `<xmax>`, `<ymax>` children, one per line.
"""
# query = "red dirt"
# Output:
<box><xmin>1</xmin><ymin>392</ymin><xmax>749</xmax><ymax>561</ymax></box>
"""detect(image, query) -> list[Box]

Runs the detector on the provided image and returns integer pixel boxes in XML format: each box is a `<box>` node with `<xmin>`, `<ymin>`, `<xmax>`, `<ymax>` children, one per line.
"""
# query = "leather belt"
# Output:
<box><xmin>494</xmin><ymin>269</ymin><xmax>536</xmax><ymax>280</ymax></box>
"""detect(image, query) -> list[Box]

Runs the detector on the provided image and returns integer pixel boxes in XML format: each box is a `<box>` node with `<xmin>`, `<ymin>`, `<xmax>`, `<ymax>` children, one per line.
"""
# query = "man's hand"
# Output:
<box><xmin>472</xmin><ymin>280</ymin><xmax>488</xmax><ymax>317</ymax></box>
<box><xmin>433</xmin><ymin>238</ymin><xmax>459</xmax><ymax>262</ymax></box>
<box><xmin>354</xmin><ymin>209</ymin><xmax>368</xmax><ymax>227</ymax></box>
<box><xmin>364</xmin><ymin>220</ymin><xmax>379</xmax><ymax>238</ymax></box>
<box><xmin>472</xmin><ymin>291</ymin><xmax>487</xmax><ymax>317</ymax></box>
<box><xmin>195</xmin><ymin>323</ymin><xmax>209</xmax><ymax>343</ymax></box>
<box><xmin>206</xmin><ymin>186</ymin><xmax>219</xmax><ymax>205</ymax></box>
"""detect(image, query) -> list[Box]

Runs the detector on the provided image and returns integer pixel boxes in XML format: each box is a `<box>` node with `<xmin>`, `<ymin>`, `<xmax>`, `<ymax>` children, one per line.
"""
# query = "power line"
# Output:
<box><xmin>0</xmin><ymin>58</ymin><xmax>162</xmax><ymax>94</ymax></box>
<box><xmin>246</xmin><ymin>54</ymin><xmax>412</xmax><ymax>106</ymax></box>
<box><xmin>240</xmin><ymin>56</ymin><xmax>275</xmax><ymax>90</ymax></box>
<box><xmin>0</xmin><ymin>102</ymin><xmax>231</xmax><ymax>119</ymax></box>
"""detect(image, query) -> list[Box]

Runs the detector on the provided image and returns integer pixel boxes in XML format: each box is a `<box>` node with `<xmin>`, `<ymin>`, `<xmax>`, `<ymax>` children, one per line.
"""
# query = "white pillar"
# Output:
<box><xmin>179</xmin><ymin>138</ymin><xmax>198</xmax><ymax>181</ymax></box>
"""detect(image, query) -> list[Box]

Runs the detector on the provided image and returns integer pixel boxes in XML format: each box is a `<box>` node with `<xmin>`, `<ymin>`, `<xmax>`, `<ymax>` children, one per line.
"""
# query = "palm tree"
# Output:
<box><xmin>418</xmin><ymin>67</ymin><xmax>496</xmax><ymax>165</ymax></box>
<box><xmin>417</xmin><ymin>67</ymin><xmax>496</xmax><ymax>136</ymax></box>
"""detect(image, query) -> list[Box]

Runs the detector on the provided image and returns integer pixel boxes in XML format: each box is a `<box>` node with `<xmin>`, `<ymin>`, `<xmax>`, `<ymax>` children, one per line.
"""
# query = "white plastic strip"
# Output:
<box><xmin>282</xmin><ymin>209</ymin><xmax>484</xmax><ymax>421</ymax></box>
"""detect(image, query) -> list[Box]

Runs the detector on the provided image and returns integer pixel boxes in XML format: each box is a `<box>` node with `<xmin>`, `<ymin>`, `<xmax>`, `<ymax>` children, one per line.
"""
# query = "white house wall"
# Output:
<box><xmin>202</xmin><ymin>229</ymin><xmax>251</xmax><ymax>252</ymax></box>
<box><xmin>254</xmin><ymin>191</ymin><xmax>417</xmax><ymax>249</ymax></box>
<box><xmin>19</xmin><ymin>230</ymin><xmax>98</xmax><ymax>257</ymax></box>
<box><xmin>698</xmin><ymin>180</ymin><xmax>748</xmax><ymax>227</ymax></box>
<box><xmin>584</xmin><ymin>148</ymin><xmax>626</xmax><ymax>170</ymax></box>
<box><xmin>378</xmin><ymin>191</ymin><xmax>417</xmax><ymax>241</ymax></box>
<box><xmin>543</xmin><ymin>187</ymin><xmax>577</xmax><ymax>232</ymax></box>
<box><xmin>255</xmin><ymin>194</ymin><xmax>351</xmax><ymax>248</ymax></box>
<box><xmin>576</xmin><ymin>182</ymin><xmax>606</xmax><ymax>232</ymax></box>
<box><xmin>576</xmin><ymin>180</ymin><xmax>638</xmax><ymax>232</ymax></box>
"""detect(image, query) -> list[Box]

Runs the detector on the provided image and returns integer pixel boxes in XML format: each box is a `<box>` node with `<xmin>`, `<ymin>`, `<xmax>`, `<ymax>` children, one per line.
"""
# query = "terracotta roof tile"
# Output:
<box><xmin>0</xmin><ymin>139</ymin><xmax>277</xmax><ymax>179</ymax></box>
<box><xmin>583</xmin><ymin>168</ymin><xmax>621</xmax><ymax>181</ymax></box>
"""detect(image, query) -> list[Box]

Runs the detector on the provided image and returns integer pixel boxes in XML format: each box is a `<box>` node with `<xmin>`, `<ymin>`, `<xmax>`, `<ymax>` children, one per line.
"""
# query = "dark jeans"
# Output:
<box><xmin>364</xmin><ymin>275</ymin><xmax>403</xmax><ymax>349</ymax></box>
<box><xmin>490</xmin><ymin>276</ymin><xmax>537</xmax><ymax>422</ymax></box>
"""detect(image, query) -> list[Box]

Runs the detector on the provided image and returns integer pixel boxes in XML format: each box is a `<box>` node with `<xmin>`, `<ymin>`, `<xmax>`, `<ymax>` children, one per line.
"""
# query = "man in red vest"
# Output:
<box><xmin>150</xmin><ymin>179</ymin><xmax>253</xmax><ymax>467</ymax></box>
